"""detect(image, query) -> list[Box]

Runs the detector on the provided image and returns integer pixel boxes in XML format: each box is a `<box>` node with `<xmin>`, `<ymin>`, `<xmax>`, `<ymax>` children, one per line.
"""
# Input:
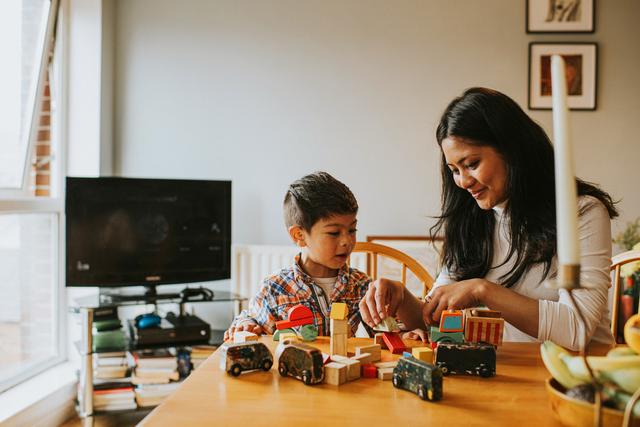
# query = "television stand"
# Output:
<box><xmin>98</xmin><ymin>286</ymin><xmax>181</xmax><ymax>304</ymax></box>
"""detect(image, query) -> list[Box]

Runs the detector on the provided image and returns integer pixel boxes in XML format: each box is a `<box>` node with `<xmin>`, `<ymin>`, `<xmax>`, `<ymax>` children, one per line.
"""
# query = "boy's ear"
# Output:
<box><xmin>288</xmin><ymin>225</ymin><xmax>306</xmax><ymax>247</ymax></box>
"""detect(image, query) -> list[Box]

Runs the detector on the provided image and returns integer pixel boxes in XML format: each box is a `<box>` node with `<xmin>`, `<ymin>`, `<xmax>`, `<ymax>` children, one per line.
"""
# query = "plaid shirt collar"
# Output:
<box><xmin>292</xmin><ymin>253</ymin><xmax>353</xmax><ymax>300</ymax></box>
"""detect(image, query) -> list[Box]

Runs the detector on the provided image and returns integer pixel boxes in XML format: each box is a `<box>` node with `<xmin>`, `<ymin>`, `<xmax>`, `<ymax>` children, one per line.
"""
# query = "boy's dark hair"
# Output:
<box><xmin>283</xmin><ymin>171</ymin><xmax>358</xmax><ymax>231</ymax></box>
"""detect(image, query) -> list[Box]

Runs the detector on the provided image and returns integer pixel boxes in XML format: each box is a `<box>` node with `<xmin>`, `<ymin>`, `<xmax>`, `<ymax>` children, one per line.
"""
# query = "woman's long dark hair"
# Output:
<box><xmin>430</xmin><ymin>87</ymin><xmax>618</xmax><ymax>288</ymax></box>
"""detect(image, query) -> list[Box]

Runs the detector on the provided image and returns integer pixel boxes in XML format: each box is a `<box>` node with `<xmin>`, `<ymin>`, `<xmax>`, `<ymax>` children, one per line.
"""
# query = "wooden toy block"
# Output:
<box><xmin>322</xmin><ymin>352</ymin><xmax>332</xmax><ymax>364</ymax></box>
<box><xmin>373</xmin><ymin>316</ymin><xmax>398</xmax><ymax>332</ymax></box>
<box><xmin>275</xmin><ymin>304</ymin><xmax>314</xmax><ymax>330</ymax></box>
<box><xmin>233</xmin><ymin>330</ymin><xmax>258</xmax><ymax>343</ymax></box>
<box><xmin>412</xmin><ymin>347</ymin><xmax>434</xmax><ymax>364</ymax></box>
<box><xmin>330</xmin><ymin>333</ymin><xmax>347</xmax><ymax>356</ymax></box>
<box><xmin>324</xmin><ymin>362</ymin><xmax>347</xmax><ymax>385</ymax></box>
<box><xmin>329</xmin><ymin>356</ymin><xmax>361</xmax><ymax>381</ymax></box>
<box><xmin>374</xmin><ymin>333</ymin><xmax>388</xmax><ymax>349</ymax></box>
<box><xmin>377</xmin><ymin>367</ymin><xmax>394</xmax><ymax>380</ymax></box>
<box><xmin>355</xmin><ymin>344</ymin><xmax>381</xmax><ymax>362</ymax></box>
<box><xmin>273</xmin><ymin>328</ymin><xmax>294</xmax><ymax>341</ymax></box>
<box><xmin>279</xmin><ymin>332</ymin><xmax>299</xmax><ymax>343</ymax></box>
<box><xmin>469</xmin><ymin>308</ymin><xmax>502</xmax><ymax>318</ymax></box>
<box><xmin>330</xmin><ymin>303</ymin><xmax>349</xmax><ymax>320</ymax></box>
<box><xmin>351</xmin><ymin>353</ymin><xmax>372</xmax><ymax>365</ymax></box>
<box><xmin>362</xmin><ymin>364</ymin><xmax>378</xmax><ymax>378</ymax></box>
<box><xmin>330</xmin><ymin>318</ymin><xmax>349</xmax><ymax>335</ymax></box>
<box><xmin>373</xmin><ymin>360</ymin><xmax>398</xmax><ymax>369</ymax></box>
<box><xmin>430</xmin><ymin>325</ymin><xmax>464</xmax><ymax>345</ymax></box>
<box><xmin>382</xmin><ymin>332</ymin><xmax>407</xmax><ymax>355</ymax></box>
<box><xmin>430</xmin><ymin>341</ymin><xmax>438</xmax><ymax>350</ymax></box>
<box><xmin>439</xmin><ymin>310</ymin><xmax>464</xmax><ymax>333</ymax></box>
<box><xmin>300</xmin><ymin>324</ymin><xmax>319</xmax><ymax>341</ymax></box>
<box><xmin>465</xmin><ymin>316</ymin><xmax>504</xmax><ymax>346</ymax></box>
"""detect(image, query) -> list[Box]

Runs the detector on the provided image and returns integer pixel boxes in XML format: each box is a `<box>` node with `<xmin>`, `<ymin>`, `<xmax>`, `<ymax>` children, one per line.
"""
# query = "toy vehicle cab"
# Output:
<box><xmin>392</xmin><ymin>356</ymin><xmax>443</xmax><ymax>401</ymax></box>
<box><xmin>219</xmin><ymin>342</ymin><xmax>273</xmax><ymax>376</ymax></box>
<box><xmin>435</xmin><ymin>342</ymin><xmax>496</xmax><ymax>378</ymax></box>
<box><xmin>275</xmin><ymin>340</ymin><xmax>324</xmax><ymax>385</ymax></box>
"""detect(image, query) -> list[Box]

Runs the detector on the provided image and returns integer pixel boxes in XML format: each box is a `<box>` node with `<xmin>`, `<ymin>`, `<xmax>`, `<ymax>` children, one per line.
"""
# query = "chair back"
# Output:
<box><xmin>352</xmin><ymin>242</ymin><xmax>434</xmax><ymax>298</ymax></box>
<box><xmin>610</xmin><ymin>250</ymin><xmax>640</xmax><ymax>342</ymax></box>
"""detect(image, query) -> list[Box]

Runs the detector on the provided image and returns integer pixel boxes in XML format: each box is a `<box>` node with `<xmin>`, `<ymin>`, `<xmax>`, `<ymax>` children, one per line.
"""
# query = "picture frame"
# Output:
<box><xmin>526</xmin><ymin>0</ymin><xmax>595</xmax><ymax>33</ymax></box>
<box><xmin>528</xmin><ymin>42</ymin><xmax>597</xmax><ymax>111</ymax></box>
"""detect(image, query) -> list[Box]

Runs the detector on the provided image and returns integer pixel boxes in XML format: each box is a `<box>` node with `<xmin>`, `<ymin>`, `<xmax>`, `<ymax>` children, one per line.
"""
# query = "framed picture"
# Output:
<box><xmin>528</xmin><ymin>42</ymin><xmax>597</xmax><ymax>110</ymax></box>
<box><xmin>526</xmin><ymin>0</ymin><xmax>595</xmax><ymax>33</ymax></box>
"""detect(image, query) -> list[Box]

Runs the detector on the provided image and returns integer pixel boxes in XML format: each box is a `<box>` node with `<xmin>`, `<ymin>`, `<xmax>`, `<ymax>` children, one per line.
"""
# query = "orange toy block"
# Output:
<box><xmin>439</xmin><ymin>309</ymin><xmax>464</xmax><ymax>333</ymax></box>
<box><xmin>330</xmin><ymin>303</ymin><xmax>349</xmax><ymax>320</ymax></box>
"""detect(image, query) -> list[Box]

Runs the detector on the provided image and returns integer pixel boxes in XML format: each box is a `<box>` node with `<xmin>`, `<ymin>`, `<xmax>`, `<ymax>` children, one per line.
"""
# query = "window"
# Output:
<box><xmin>0</xmin><ymin>0</ymin><xmax>62</xmax><ymax>392</ymax></box>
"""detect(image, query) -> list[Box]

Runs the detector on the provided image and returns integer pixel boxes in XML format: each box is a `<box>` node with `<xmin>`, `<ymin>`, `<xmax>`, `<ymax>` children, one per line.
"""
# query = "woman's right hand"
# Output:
<box><xmin>359</xmin><ymin>278</ymin><xmax>405</xmax><ymax>329</ymax></box>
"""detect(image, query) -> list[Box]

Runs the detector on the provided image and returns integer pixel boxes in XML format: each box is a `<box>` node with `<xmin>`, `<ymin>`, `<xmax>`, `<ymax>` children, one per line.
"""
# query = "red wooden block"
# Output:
<box><xmin>275</xmin><ymin>304</ymin><xmax>314</xmax><ymax>330</ymax></box>
<box><xmin>381</xmin><ymin>332</ymin><xmax>407</xmax><ymax>355</ymax></box>
<box><xmin>430</xmin><ymin>341</ymin><xmax>438</xmax><ymax>350</ymax></box>
<box><xmin>362</xmin><ymin>364</ymin><xmax>377</xmax><ymax>378</ymax></box>
<box><xmin>288</xmin><ymin>305</ymin><xmax>313</xmax><ymax>321</ymax></box>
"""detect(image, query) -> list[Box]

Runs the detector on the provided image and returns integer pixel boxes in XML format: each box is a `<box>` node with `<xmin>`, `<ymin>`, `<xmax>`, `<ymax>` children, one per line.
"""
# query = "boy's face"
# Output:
<box><xmin>289</xmin><ymin>213</ymin><xmax>358</xmax><ymax>278</ymax></box>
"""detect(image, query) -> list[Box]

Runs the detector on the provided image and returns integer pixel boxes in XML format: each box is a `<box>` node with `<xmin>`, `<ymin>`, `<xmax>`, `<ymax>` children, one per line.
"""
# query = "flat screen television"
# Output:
<box><xmin>65</xmin><ymin>177</ymin><xmax>231</xmax><ymax>294</ymax></box>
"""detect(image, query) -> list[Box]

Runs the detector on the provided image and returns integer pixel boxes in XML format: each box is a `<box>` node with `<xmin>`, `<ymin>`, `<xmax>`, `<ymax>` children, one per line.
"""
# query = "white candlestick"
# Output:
<box><xmin>551</xmin><ymin>55</ymin><xmax>580</xmax><ymax>266</ymax></box>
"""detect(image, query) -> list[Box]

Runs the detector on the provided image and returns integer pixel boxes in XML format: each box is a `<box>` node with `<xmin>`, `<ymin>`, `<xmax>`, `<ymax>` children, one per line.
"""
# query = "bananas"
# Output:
<box><xmin>541</xmin><ymin>340</ymin><xmax>640</xmax><ymax>396</ymax></box>
<box><xmin>540</xmin><ymin>341</ymin><xmax>583</xmax><ymax>389</ymax></box>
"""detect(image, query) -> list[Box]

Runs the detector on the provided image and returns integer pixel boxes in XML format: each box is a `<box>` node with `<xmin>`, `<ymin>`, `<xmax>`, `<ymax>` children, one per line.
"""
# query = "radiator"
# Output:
<box><xmin>231</xmin><ymin>244</ymin><xmax>368</xmax><ymax>308</ymax></box>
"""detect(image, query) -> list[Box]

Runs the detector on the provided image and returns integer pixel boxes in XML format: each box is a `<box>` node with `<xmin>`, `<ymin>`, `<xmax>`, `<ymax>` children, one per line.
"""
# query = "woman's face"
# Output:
<box><xmin>441</xmin><ymin>136</ymin><xmax>508</xmax><ymax>210</ymax></box>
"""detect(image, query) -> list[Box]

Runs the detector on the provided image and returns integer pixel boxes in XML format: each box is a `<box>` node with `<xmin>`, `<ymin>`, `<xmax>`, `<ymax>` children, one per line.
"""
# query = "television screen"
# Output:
<box><xmin>66</xmin><ymin>177</ymin><xmax>231</xmax><ymax>287</ymax></box>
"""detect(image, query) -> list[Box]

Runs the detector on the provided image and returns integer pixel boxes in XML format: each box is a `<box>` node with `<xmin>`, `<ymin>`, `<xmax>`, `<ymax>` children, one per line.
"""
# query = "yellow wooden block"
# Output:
<box><xmin>330</xmin><ymin>333</ymin><xmax>347</xmax><ymax>356</ymax></box>
<box><xmin>412</xmin><ymin>347</ymin><xmax>434</xmax><ymax>364</ymax></box>
<box><xmin>279</xmin><ymin>332</ymin><xmax>298</xmax><ymax>343</ymax></box>
<box><xmin>330</xmin><ymin>303</ymin><xmax>349</xmax><ymax>320</ymax></box>
<box><xmin>325</xmin><ymin>362</ymin><xmax>347</xmax><ymax>385</ymax></box>
<box><xmin>331</xmin><ymin>318</ymin><xmax>349</xmax><ymax>335</ymax></box>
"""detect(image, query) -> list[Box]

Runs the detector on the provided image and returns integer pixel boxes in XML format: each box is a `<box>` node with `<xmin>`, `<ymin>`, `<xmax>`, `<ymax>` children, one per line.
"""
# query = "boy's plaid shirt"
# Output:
<box><xmin>231</xmin><ymin>254</ymin><xmax>373</xmax><ymax>336</ymax></box>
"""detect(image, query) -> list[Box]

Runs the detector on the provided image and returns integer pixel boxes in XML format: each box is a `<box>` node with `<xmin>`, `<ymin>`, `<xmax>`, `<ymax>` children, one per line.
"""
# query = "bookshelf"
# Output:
<box><xmin>69</xmin><ymin>291</ymin><xmax>245</xmax><ymax>426</ymax></box>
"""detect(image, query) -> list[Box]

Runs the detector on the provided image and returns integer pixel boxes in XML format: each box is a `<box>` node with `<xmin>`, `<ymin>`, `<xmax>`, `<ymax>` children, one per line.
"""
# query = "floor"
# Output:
<box><xmin>60</xmin><ymin>409</ymin><xmax>152</xmax><ymax>427</ymax></box>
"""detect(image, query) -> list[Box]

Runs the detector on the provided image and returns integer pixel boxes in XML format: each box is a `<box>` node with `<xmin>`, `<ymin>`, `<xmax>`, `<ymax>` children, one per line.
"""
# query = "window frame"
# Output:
<box><xmin>0</xmin><ymin>0</ymin><xmax>66</xmax><ymax>393</ymax></box>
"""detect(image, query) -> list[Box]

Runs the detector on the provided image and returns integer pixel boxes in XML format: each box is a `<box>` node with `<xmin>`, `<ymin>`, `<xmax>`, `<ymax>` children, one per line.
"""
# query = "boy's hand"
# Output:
<box><xmin>401</xmin><ymin>328</ymin><xmax>428</xmax><ymax>343</ymax></box>
<box><xmin>224</xmin><ymin>321</ymin><xmax>265</xmax><ymax>342</ymax></box>
<box><xmin>359</xmin><ymin>278</ymin><xmax>404</xmax><ymax>329</ymax></box>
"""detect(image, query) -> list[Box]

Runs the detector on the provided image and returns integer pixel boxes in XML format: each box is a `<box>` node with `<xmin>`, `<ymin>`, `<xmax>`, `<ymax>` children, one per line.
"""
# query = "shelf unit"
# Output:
<box><xmin>69</xmin><ymin>290</ymin><xmax>245</xmax><ymax>426</ymax></box>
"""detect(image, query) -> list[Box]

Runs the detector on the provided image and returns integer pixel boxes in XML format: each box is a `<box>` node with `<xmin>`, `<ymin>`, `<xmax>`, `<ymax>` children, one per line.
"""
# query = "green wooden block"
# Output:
<box><xmin>300</xmin><ymin>324</ymin><xmax>318</xmax><ymax>341</ymax></box>
<box><xmin>273</xmin><ymin>328</ymin><xmax>295</xmax><ymax>341</ymax></box>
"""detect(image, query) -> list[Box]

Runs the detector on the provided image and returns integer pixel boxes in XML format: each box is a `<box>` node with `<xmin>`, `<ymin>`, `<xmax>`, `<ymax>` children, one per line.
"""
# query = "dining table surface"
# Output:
<box><xmin>139</xmin><ymin>336</ymin><xmax>611</xmax><ymax>426</ymax></box>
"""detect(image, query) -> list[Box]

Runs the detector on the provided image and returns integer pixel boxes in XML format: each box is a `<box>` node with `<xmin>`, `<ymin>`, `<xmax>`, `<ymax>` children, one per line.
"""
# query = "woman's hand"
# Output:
<box><xmin>223</xmin><ymin>321</ymin><xmax>264</xmax><ymax>342</ymax></box>
<box><xmin>359</xmin><ymin>278</ymin><xmax>405</xmax><ymax>328</ymax></box>
<box><xmin>422</xmin><ymin>279</ymin><xmax>488</xmax><ymax>325</ymax></box>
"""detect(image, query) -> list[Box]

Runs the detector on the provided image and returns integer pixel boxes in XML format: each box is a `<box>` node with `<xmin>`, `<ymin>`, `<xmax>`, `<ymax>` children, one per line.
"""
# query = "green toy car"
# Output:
<box><xmin>392</xmin><ymin>356</ymin><xmax>443</xmax><ymax>401</ymax></box>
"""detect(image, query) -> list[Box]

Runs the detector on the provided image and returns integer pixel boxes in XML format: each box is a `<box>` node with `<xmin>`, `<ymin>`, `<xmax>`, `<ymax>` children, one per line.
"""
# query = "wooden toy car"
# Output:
<box><xmin>275</xmin><ymin>341</ymin><xmax>324</xmax><ymax>385</ymax></box>
<box><xmin>219</xmin><ymin>342</ymin><xmax>274</xmax><ymax>376</ymax></box>
<box><xmin>392</xmin><ymin>356</ymin><xmax>443</xmax><ymax>401</ymax></box>
<box><xmin>435</xmin><ymin>342</ymin><xmax>496</xmax><ymax>378</ymax></box>
<box><xmin>429</xmin><ymin>325</ymin><xmax>464</xmax><ymax>345</ymax></box>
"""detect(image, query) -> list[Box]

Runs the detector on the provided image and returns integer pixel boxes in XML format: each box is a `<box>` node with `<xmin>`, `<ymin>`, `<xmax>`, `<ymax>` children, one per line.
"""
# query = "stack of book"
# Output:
<box><xmin>94</xmin><ymin>351</ymin><xmax>129</xmax><ymax>379</ymax></box>
<box><xmin>130</xmin><ymin>349</ymin><xmax>179</xmax><ymax>385</ymax></box>
<box><xmin>93</xmin><ymin>386</ymin><xmax>136</xmax><ymax>412</ymax></box>
<box><xmin>190</xmin><ymin>345</ymin><xmax>217</xmax><ymax>370</ymax></box>
<box><xmin>134</xmin><ymin>382</ymin><xmax>182</xmax><ymax>408</ymax></box>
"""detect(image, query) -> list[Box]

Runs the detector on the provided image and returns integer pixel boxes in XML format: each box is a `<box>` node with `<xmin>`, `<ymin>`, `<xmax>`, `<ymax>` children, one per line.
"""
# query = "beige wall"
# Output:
<box><xmin>113</xmin><ymin>0</ymin><xmax>640</xmax><ymax>245</ymax></box>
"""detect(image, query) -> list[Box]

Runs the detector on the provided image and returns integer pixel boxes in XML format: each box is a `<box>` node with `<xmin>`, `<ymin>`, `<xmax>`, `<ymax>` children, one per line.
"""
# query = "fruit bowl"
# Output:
<box><xmin>546</xmin><ymin>378</ymin><xmax>640</xmax><ymax>427</ymax></box>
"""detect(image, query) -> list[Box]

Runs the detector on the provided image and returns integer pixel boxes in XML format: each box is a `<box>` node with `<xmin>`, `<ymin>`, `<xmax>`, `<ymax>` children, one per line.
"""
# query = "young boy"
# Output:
<box><xmin>224</xmin><ymin>171</ymin><xmax>372</xmax><ymax>340</ymax></box>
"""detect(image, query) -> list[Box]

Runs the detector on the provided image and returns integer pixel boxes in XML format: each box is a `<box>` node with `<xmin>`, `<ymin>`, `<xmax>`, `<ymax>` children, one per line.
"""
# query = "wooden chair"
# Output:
<box><xmin>352</xmin><ymin>241</ymin><xmax>435</xmax><ymax>298</ymax></box>
<box><xmin>610</xmin><ymin>250</ymin><xmax>640</xmax><ymax>342</ymax></box>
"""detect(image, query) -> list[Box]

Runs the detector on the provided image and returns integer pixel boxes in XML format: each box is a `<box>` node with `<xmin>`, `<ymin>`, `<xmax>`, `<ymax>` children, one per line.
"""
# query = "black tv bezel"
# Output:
<box><xmin>65</xmin><ymin>176</ymin><xmax>231</xmax><ymax>288</ymax></box>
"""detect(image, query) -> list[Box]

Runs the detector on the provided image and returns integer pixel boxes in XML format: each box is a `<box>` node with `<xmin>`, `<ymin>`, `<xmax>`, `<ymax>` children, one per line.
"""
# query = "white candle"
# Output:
<box><xmin>551</xmin><ymin>55</ymin><xmax>580</xmax><ymax>265</ymax></box>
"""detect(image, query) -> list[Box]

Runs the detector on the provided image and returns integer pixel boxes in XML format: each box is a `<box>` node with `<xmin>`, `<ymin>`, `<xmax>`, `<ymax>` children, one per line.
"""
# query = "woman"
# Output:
<box><xmin>359</xmin><ymin>87</ymin><xmax>617</xmax><ymax>351</ymax></box>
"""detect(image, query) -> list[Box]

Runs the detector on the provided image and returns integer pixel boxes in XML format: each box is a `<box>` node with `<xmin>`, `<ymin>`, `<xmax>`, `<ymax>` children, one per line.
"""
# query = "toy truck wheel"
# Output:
<box><xmin>302</xmin><ymin>370</ymin><xmax>312</xmax><ymax>385</ymax></box>
<box><xmin>392</xmin><ymin>375</ymin><xmax>401</xmax><ymax>388</ymax></box>
<box><xmin>230</xmin><ymin>364</ymin><xmax>242</xmax><ymax>377</ymax></box>
<box><xmin>417</xmin><ymin>385</ymin><xmax>427</xmax><ymax>401</ymax></box>
<box><xmin>477</xmin><ymin>365</ymin><xmax>492</xmax><ymax>378</ymax></box>
<box><xmin>261</xmin><ymin>359</ymin><xmax>273</xmax><ymax>371</ymax></box>
<box><xmin>278</xmin><ymin>362</ymin><xmax>288</xmax><ymax>377</ymax></box>
<box><xmin>438</xmin><ymin>363</ymin><xmax>450</xmax><ymax>376</ymax></box>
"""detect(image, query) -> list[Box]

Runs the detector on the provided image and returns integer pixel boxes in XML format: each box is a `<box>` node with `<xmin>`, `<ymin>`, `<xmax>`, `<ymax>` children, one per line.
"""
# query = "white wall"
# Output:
<box><xmin>113</xmin><ymin>0</ymin><xmax>640</xmax><ymax>246</ymax></box>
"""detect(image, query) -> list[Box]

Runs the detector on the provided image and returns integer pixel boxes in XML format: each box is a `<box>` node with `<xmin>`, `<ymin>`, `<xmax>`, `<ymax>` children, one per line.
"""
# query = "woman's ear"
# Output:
<box><xmin>288</xmin><ymin>225</ymin><xmax>306</xmax><ymax>247</ymax></box>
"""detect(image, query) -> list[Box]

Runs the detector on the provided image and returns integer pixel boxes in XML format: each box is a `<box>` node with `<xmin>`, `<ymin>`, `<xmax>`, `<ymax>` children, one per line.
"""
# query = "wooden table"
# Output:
<box><xmin>140</xmin><ymin>337</ymin><xmax>609</xmax><ymax>426</ymax></box>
